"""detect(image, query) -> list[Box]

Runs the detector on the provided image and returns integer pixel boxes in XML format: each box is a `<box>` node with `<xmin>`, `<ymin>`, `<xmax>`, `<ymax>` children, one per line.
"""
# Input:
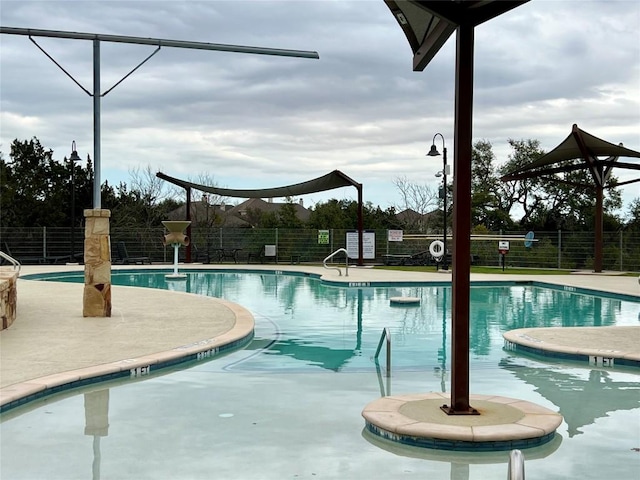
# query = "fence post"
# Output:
<box><xmin>558</xmin><ymin>229</ymin><xmax>562</xmax><ymax>269</ymax></box>
<box><xmin>330</xmin><ymin>229</ymin><xmax>334</xmax><ymax>257</ymax></box>
<box><xmin>42</xmin><ymin>226</ymin><xmax>47</xmax><ymax>258</ymax></box>
<box><xmin>620</xmin><ymin>230</ymin><xmax>623</xmax><ymax>272</ymax></box>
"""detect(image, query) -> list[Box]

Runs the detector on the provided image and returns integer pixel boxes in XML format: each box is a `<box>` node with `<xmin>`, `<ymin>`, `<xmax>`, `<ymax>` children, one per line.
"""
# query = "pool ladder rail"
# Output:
<box><xmin>373</xmin><ymin>329</ymin><xmax>527</xmax><ymax>479</ymax></box>
<box><xmin>323</xmin><ymin>248</ymin><xmax>349</xmax><ymax>276</ymax></box>
<box><xmin>0</xmin><ymin>250</ymin><xmax>21</xmax><ymax>273</ymax></box>
<box><xmin>508</xmin><ymin>449</ymin><xmax>525</xmax><ymax>479</ymax></box>
<box><xmin>374</xmin><ymin>327</ymin><xmax>391</xmax><ymax>378</ymax></box>
<box><xmin>372</xmin><ymin>328</ymin><xmax>528</xmax><ymax>477</ymax></box>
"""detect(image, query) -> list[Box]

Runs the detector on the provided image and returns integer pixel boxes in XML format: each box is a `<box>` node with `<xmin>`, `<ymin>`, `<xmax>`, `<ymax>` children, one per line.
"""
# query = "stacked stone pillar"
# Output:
<box><xmin>83</xmin><ymin>209</ymin><xmax>112</xmax><ymax>317</ymax></box>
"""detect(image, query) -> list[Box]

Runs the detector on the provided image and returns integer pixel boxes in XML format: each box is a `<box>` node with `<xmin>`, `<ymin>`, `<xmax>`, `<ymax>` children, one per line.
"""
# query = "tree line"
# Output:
<box><xmin>1</xmin><ymin>136</ymin><xmax>638</xmax><ymax>233</ymax></box>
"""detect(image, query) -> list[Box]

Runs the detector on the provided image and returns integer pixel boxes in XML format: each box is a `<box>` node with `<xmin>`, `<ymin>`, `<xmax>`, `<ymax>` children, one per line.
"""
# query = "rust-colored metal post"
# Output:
<box><xmin>594</xmin><ymin>185</ymin><xmax>603</xmax><ymax>272</ymax></box>
<box><xmin>442</xmin><ymin>21</ymin><xmax>478</xmax><ymax>415</ymax></box>
<box><xmin>357</xmin><ymin>183</ymin><xmax>364</xmax><ymax>266</ymax></box>
<box><xmin>185</xmin><ymin>187</ymin><xmax>192</xmax><ymax>263</ymax></box>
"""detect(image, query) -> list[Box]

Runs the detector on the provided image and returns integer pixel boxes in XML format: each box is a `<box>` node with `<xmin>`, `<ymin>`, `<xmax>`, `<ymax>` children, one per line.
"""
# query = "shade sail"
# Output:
<box><xmin>157</xmin><ymin>168</ymin><xmax>366</xmax><ymax>266</ymax></box>
<box><xmin>501</xmin><ymin>124</ymin><xmax>640</xmax><ymax>186</ymax></box>
<box><xmin>385</xmin><ymin>0</ymin><xmax>528</xmax><ymax>71</ymax></box>
<box><xmin>156</xmin><ymin>169</ymin><xmax>361</xmax><ymax>198</ymax></box>
<box><xmin>500</xmin><ymin>124</ymin><xmax>640</xmax><ymax>273</ymax></box>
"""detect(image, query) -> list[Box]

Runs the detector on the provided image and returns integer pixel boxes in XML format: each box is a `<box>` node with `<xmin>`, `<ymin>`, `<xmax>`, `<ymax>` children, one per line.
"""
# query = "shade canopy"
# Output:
<box><xmin>157</xmin><ymin>169</ymin><xmax>360</xmax><ymax>198</ymax></box>
<box><xmin>501</xmin><ymin>124</ymin><xmax>640</xmax><ymax>187</ymax></box>
<box><xmin>385</xmin><ymin>0</ymin><xmax>528</xmax><ymax>71</ymax></box>
<box><xmin>501</xmin><ymin>124</ymin><xmax>640</xmax><ymax>273</ymax></box>
<box><xmin>156</xmin><ymin>169</ymin><xmax>365</xmax><ymax>266</ymax></box>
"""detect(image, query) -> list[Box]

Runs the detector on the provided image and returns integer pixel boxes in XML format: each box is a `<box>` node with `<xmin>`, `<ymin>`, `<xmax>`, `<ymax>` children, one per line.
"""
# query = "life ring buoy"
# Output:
<box><xmin>429</xmin><ymin>240</ymin><xmax>445</xmax><ymax>258</ymax></box>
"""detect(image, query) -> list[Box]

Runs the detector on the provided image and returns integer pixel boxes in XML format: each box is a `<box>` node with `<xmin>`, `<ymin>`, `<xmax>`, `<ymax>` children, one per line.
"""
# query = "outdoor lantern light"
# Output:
<box><xmin>427</xmin><ymin>133</ymin><xmax>448</xmax><ymax>271</ymax></box>
<box><xmin>427</xmin><ymin>144</ymin><xmax>440</xmax><ymax>157</ymax></box>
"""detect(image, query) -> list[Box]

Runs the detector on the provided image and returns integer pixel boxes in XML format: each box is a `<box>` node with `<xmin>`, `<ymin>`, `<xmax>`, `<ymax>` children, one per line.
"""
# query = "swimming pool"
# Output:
<box><xmin>1</xmin><ymin>270</ymin><xmax>639</xmax><ymax>479</ymax></box>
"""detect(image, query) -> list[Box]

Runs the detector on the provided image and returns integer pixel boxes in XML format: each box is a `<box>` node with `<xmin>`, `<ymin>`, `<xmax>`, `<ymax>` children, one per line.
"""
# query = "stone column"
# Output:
<box><xmin>83</xmin><ymin>209</ymin><xmax>112</xmax><ymax>317</ymax></box>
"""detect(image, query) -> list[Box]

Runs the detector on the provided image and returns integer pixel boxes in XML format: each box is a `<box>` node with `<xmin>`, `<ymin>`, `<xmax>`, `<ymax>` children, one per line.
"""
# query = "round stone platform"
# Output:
<box><xmin>390</xmin><ymin>296</ymin><xmax>421</xmax><ymax>306</ymax></box>
<box><xmin>362</xmin><ymin>392</ymin><xmax>562</xmax><ymax>451</ymax></box>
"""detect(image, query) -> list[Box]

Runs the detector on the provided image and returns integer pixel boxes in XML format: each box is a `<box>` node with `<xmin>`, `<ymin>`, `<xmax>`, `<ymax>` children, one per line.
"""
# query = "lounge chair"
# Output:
<box><xmin>115</xmin><ymin>241</ymin><xmax>151</xmax><ymax>265</ymax></box>
<box><xmin>247</xmin><ymin>245</ymin><xmax>277</xmax><ymax>264</ymax></box>
<box><xmin>1</xmin><ymin>242</ymin><xmax>44</xmax><ymax>265</ymax></box>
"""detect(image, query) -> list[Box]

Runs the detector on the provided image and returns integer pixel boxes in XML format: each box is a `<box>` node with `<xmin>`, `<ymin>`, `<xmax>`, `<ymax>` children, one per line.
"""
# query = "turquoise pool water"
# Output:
<box><xmin>1</xmin><ymin>270</ymin><xmax>639</xmax><ymax>479</ymax></box>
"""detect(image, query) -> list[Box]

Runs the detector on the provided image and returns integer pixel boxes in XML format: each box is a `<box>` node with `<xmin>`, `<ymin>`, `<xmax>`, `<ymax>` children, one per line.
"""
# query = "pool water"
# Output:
<box><xmin>1</xmin><ymin>271</ymin><xmax>639</xmax><ymax>479</ymax></box>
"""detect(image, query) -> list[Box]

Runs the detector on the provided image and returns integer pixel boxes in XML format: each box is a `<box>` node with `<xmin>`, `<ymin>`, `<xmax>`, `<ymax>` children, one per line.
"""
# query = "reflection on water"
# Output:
<box><xmin>84</xmin><ymin>390</ymin><xmax>109</xmax><ymax>480</ymax></box>
<box><xmin>8</xmin><ymin>271</ymin><xmax>636</xmax><ymax>479</ymax></box>
<box><xmin>362</xmin><ymin>428</ymin><xmax>563</xmax><ymax>480</ymax></box>
<box><xmin>500</xmin><ymin>358</ymin><xmax>640</xmax><ymax>438</ymax></box>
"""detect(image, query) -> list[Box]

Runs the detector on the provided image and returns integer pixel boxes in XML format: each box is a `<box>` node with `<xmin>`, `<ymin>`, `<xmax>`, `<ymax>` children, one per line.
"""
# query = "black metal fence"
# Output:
<box><xmin>1</xmin><ymin>226</ymin><xmax>639</xmax><ymax>272</ymax></box>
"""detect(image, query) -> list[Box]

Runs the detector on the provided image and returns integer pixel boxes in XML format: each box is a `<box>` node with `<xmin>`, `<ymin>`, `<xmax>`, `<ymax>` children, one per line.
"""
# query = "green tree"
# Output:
<box><xmin>625</xmin><ymin>198</ymin><xmax>640</xmax><ymax>231</ymax></box>
<box><xmin>499</xmin><ymin>139</ymin><xmax>546</xmax><ymax>227</ymax></box>
<box><xmin>308</xmin><ymin>199</ymin><xmax>354</xmax><ymax>229</ymax></box>
<box><xmin>500</xmin><ymin>138</ymin><xmax>623</xmax><ymax>232</ymax></box>
<box><xmin>240</xmin><ymin>198</ymin><xmax>303</xmax><ymax>229</ymax></box>
<box><xmin>471</xmin><ymin>140</ymin><xmax>515</xmax><ymax>230</ymax></box>
<box><xmin>308</xmin><ymin>199</ymin><xmax>396</xmax><ymax>230</ymax></box>
<box><xmin>0</xmin><ymin>152</ymin><xmax>16</xmax><ymax>226</ymax></box>
<box><xmin>363</xmin><ymin>203</ymin><xmax>398</xmax><ymax>229</ymax></box>
<box><xmin>278</xmin><ymin>198</ymin><xmax>304</xmax><ymax>228</ymax></box>
<box><xmin>1</xmin><ymin>137</ymin><xmax>94</xmax><ymax>228</ymax></box>
<box><xmin>522</xmin><ymin>160</ymin><xmax>622</xmax><ymax>231</ymax></box>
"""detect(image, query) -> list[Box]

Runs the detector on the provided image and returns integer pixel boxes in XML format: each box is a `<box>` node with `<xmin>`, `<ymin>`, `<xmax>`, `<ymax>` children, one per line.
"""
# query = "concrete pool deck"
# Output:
<box><xmin>1</xmin><ymin>264</ymin><xmax>638</xmax><ymax>449</ymax></box>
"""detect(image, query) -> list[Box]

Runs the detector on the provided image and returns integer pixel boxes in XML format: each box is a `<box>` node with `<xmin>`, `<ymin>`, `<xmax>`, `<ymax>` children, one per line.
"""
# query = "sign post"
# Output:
<box><xmin>498</xmin><ymin>240</ymin><xmax>510</xmax><ymax>271</ymax></box>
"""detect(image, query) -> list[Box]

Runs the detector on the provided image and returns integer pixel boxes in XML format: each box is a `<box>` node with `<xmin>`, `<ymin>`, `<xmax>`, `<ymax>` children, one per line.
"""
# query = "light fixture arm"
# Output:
<box><xmin>432</xmin><ymin>132</ymin><xmax>445</xmax><ymax>155</ymax></box>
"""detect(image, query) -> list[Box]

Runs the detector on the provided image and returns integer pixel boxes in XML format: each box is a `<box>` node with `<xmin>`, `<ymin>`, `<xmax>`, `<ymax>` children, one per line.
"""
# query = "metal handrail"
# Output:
<box><xmin>507</xmin><ymin>449</ymin><xmax>525</xmax><ymax>480</ymax></box>
<box><xmin>323</xmin><ymin>248</ymin><xmax>349</xmax><ymax>276</ymax></box>
<box><xmin>0</xmin><ymin>251</ymin><xmax>21</xmax><ymax>273</ymax></box>
<box><xmin>374</xmin><ymin>327</ymin><xmax>391</xmax><ymax>378</ymax></box>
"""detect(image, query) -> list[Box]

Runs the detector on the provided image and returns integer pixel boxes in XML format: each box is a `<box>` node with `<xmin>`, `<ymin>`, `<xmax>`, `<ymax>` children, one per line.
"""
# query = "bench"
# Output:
<box><xmin>213</xmin><ymin>248</ymin><xmax>242</xmax><ymax>263</ymax></box>
<box><xmin>382</xmin><ymin>254</ymin><xmax>412</xmax><ymax>266</ymax></box>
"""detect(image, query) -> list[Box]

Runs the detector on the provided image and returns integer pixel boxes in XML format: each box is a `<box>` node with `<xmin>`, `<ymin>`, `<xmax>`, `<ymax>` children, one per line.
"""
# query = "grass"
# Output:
<box><xmin>375</xmin><ymin>265</ymin><xmax>640</xmax><ymax>275</ymax></box>
<box><xmin>374</xmin><ymin>265</ymin><xmax>575</xmax><ymax>275</ymax></box>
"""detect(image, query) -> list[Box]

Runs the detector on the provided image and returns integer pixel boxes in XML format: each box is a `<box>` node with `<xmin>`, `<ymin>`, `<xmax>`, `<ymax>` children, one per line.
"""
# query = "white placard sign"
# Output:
<box><xmin>346</xmin><ymin>231</ymin><xmax>375</xmax><ymax>259</ymax></box>
<box><xmin>388</xmin><ymin>230</ymin><xmax>403</xmax><ymax>242</ymax></box>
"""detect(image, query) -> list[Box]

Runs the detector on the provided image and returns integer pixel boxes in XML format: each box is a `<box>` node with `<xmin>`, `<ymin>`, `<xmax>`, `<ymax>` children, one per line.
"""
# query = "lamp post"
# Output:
<box><xmin>427</xmin><ymin>133</ymin><xmax>448</xmax><ymax>270</ymax></box>
<box><xmin>69</xmin><ymin>141</ymin><xmax>82</xmax><ymax>262</ymax></box>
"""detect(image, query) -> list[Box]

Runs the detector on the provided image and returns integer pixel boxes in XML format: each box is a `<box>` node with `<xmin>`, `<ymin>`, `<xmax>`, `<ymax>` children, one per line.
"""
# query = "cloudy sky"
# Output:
<box><xmin>1</xmin><ymin>0</ymin><xmax>639</xmax><ymax>218</ymax></box>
